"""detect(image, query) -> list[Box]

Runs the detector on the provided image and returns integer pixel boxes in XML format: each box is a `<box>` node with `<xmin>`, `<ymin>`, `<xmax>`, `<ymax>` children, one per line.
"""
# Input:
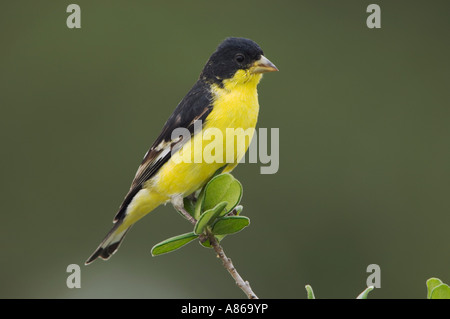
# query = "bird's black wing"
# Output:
<box><xmin>113</xmin><ymin>80</ymin><xmax>214</xmax><ymax>222</ymax></box>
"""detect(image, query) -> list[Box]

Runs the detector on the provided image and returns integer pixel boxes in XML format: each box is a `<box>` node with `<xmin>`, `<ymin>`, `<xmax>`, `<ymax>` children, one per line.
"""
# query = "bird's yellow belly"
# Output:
<box><xmin>150</xmin><ymin>82</ymin><xmax>260</xmax><ymax>198</ymax></box>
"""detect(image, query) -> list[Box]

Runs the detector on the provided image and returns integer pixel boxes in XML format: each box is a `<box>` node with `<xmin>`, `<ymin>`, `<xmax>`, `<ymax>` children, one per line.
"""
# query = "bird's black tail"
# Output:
<box><xmin>85</xmin><ymin>221</ymin><xmax>132</xmax><ymax>265</ymax></box>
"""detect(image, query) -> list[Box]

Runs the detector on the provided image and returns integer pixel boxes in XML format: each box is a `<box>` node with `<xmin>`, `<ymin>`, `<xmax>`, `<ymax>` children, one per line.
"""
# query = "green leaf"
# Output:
<box><xmin>200</xmin><ymin>238</ymin><xmax>212</xmax><ymax>248</ymax></box>
<box><xmin>430</xmin><ymin>283</ymin><xmax>450</xmax><ymax>299</ymax></box>
<box><xmin>199</xmin><ymin>235</ymin><xmax>226</xmax><ymax>248</ymax></box>
<box><xmin>203</xmin><ymin>173</ymin><xmax>243</xmax><ymax>215</ymax></box>
<box><xmin>174</xmin><ymin>197</ymin><xmax>196</xmax><ymax>221</ymax></box>
<box><xmin>151</xmin><ymin>232</ymin><xmax>198</xmax><ymax>256</ymax></box>
<box><xmin>183</xmin><ymin>197</ymin><xmax>195</xmax><ymax>217</ymax></box>
<box><xmin>211</xmin><ymin>216</ymin><xmax>250</xmax><ymax>235</ymax></box>
<box><xmin>194</xmin><ymin>201</ymin><xmax>228</xmax><ymax>235</ymax></box>
<box><xmin>356</xmin><ymin>286</ymin><xmax>374</xmax><ymax>299</ymax></box>
<box><xmin>193</xmin><ymin>187</ymin><xmax>206</xmax><ymax>220</ymax></box>
<box><xmin>427</xmin><ymin>278</ymin><xmax>443</xmax><ymax>299</ymax></box>
<box><xmin>305</xmin><ymin>285</ymin><xmax>315</xmax><ymax>299</ymax></box>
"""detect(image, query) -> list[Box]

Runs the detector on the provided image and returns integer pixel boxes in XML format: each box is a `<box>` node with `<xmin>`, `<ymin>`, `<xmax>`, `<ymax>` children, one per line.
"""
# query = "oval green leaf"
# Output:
<box><xmin>203</xmin><ymin>174</ymin><xmax>243</xmax><ymax>215</ymax></box>
<box><xmin>427</xmin><ymin>278</ymin><xmax>443</xmax><ymax>299</ymax></box>
<box><xmin>151</xmin><ymin>232</ymin><xmax>198</xmax><ymax>256</ymax></box>
<box><xmin>305</xmin><ymin>285</ymin><xmax>315</xmax><ymax>299</ymax></box>
<box><xmin>212</xmin><ymin>216</ymin><xmax>250</xmax><ymax>235</ymax></box>
<box><xmin>183</xmin><ymin>197</ymin><xmax>195</xmax><ymax>217</ymax></box>
<box><xmin>194</xmin><ymin>201</ymin><xmax>228</xmax><ymax>235</ymax></box>
<box><xmin>193</xmin><ymin>187</ymin><xmax>206</xmax><ymax>220</ymax></box>
<box><xmin>199</xmin><ymin>235</ymin><xmax>226</xmax><ymax>248</ymax></box>
<box><xmin>430</xmin><ymin>283</ymin><xmax>450</xmax><ymax>299</ymax></box>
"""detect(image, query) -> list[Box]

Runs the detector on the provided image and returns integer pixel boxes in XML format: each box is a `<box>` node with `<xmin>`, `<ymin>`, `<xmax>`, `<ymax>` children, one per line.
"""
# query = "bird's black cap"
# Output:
<box><xmin>200</xmin><ymin>37</ymin><xmax>264</xmax><ymax>84</ymax></box>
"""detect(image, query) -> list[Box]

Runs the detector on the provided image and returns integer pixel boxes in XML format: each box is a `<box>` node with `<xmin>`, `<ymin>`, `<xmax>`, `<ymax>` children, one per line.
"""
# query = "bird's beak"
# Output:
<box><xmin>250</xmin><ymin>55</ymin><xmax>279</xmax><ymax>74</ymax></box>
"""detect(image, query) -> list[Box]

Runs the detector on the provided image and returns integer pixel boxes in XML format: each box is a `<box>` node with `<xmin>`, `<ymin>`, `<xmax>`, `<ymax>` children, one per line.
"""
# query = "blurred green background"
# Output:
<box><xmin>1</xmin><ymin>0</ymin><xmax>449</xmax><ymax>298</ymax></box>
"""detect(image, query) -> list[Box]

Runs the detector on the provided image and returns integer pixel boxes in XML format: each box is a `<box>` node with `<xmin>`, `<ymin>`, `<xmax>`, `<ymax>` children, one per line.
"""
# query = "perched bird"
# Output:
<box><xmin>86</xmin><ymin>37</ymin><xmax>278</xmax><ymax>264</ymax></box>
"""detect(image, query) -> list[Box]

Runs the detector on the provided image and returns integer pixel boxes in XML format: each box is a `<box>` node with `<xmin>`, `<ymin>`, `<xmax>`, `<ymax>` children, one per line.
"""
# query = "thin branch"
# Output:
<box><xmin>174</xmin><ymin>201</ymin><xmax>258</xmax><ymax>299</ymax></box>
<box><xmin>207</xmin><ymin>231</ymin><xmax>258</xmax><ymax>299</ymax></box>
<box><xmin>176</xmin><ymin>206</ymin><xmax>197</xmax><ymax>225</ymax></box>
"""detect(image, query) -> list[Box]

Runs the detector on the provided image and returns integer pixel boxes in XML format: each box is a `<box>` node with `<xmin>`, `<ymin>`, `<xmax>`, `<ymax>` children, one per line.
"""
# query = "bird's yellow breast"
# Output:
<box><xmin>207</xmin><ymin>70</ymin><xmax>261</xmax><ymax>133</ymax></box>
<box><xmin>150</xmin><ymin>71</ymin><xmax>262</xmax><ymax>198</ymax></box>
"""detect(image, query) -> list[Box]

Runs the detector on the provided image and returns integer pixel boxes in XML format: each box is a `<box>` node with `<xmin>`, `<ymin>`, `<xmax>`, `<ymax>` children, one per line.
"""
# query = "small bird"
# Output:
<box><xmin>86</xmin><ymin>37</ymin><xmax>278</xmax><ymax>264</ymax></box>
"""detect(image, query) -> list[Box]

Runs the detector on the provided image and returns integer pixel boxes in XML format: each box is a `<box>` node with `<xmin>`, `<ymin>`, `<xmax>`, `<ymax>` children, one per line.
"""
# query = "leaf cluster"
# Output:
<box><xmin>151</xmin><ymin>173</ymin><xmax>250</xmax><ymax>256</ymax></box>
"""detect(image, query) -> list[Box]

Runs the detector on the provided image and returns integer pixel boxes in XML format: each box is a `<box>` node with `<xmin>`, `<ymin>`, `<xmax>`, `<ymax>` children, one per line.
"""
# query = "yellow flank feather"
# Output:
<box><xmin>117</xmin><ymin>189</ymin><xmax>167</xmax><ymax>229</ymax></box>
<box><xmin>120</xmin><ymin>71</ymin><xmax>263</xmax><ymax>227</ymax></box>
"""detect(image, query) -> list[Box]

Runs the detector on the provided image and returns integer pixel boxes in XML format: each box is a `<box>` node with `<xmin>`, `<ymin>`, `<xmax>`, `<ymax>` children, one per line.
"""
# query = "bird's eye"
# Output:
<box><xmin>235</xmin><ymin>53</ymin><xmax>245</xmax><ymax>63</ymax></box>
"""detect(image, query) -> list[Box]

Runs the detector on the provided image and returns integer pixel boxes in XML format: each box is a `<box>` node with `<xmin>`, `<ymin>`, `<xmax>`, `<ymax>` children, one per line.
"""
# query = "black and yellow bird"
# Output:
<box><xmin>86</xmin><ymin>37</ymin><xmax>278</xmax><ymax>264</ymax></box>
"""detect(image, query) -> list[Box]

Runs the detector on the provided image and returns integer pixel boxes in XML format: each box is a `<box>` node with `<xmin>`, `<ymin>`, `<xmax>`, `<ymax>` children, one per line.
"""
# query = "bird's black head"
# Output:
<box><xmin>200</xmin><ymin>37</ymin><xmax>278</xmax><ymax>86</ymax></box>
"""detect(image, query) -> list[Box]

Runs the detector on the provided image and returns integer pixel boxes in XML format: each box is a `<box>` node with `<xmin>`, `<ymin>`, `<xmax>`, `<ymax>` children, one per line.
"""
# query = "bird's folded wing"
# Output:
<box><xmin>113</xmin><ymin>80</ymin><xmax>213</xmax><ymax>222</ymax></box>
